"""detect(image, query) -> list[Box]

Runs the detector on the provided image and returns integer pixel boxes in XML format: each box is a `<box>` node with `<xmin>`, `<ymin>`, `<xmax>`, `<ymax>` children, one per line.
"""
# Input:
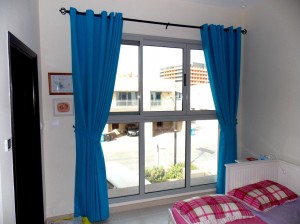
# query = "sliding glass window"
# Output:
<box><xmin>102</xmin><ymin>35</ymin><xmax>218</xmax><ymax>202</ymax></box>
<box><xmin>143</xmin><ymin>46</ymin><xmax>183</xmax><ymax>112</ymax></box>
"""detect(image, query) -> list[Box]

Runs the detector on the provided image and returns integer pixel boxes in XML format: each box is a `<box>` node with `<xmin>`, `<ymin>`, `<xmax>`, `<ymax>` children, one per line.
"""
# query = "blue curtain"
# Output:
<box><xmin>200</xmin><ymin>24</ymin><xmax>241</xmax><ymax>194</ymax></box>
<box><xmin>69</xmin><ymin>7</ymin><xmax>123</xmax><ymax>222</ymax></box>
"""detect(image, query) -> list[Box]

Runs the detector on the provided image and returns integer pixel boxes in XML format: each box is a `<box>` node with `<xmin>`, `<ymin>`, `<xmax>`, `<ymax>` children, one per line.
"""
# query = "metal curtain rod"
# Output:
<box><xmin>59</xmin><ymin>7</ymin><xmax>247</xmax><ymax>35</ymax></box>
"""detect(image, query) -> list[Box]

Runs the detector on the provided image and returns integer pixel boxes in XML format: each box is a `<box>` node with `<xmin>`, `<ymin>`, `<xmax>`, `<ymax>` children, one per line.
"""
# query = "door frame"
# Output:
<box><xmin>8</xmin><ymin>32</ymin><xmax>44</xmax><ymax>223</ymax></box>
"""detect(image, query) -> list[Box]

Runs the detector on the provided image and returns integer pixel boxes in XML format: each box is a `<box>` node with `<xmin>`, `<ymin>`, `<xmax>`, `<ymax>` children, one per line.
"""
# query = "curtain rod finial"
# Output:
<box><xmin>241</xmin><ymin>29</ymin><xmax>247</xmax><ymax>35</ymax></box>
<box><xmin>59</xmin><ymin>7</ymin><xmax>67</xmax><ymax>15</ymax></box>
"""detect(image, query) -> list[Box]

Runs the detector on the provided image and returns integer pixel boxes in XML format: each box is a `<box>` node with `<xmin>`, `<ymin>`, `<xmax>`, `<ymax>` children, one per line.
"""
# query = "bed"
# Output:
<box><xmin>168</xmin><ymin>159</ymin><xmax>300</xmax><ymax>224</ymax></box>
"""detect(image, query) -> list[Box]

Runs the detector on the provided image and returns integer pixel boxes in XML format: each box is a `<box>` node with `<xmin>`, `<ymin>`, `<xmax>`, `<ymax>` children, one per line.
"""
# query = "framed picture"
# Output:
<box><xmin>48</xmin><ymin>72</ymin><xmax>73</xmax><ymax>95</ymax></box>
<box><xmin>53</xmin><ymin>98</ymin><xmax>74</xmax><ymax>116</ymax></box>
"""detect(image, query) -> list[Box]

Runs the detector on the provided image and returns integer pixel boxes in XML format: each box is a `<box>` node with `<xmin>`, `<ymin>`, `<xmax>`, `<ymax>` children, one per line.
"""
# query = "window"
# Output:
<box><xmin>190</xmin><ymin>120</ymin><xmax>218</xmax><ymax>186</ymax></box>
<box><xmin>143</xmin><ymin>46</ymin><xmax>182</xmax><ymax>112</ymax></box>
<box><xmin>102</xmin><ymin>122</ymin><xmax>139</xmax><ymax>198</ymax></box>
<box><xmin>116</xmin><ymin>92</ymin><xmax>138</xmax><ymax>106</ymax></box>
<box><xmin>103</xmin><ymin>35</ymin><xmax>218</xmax><ymax>203</ymax></box>
<box><xmin>145</xmin><ymin>121</ymin><xmax>186</xmax><ymax>192</ymax></box>
<box><xmin>190</xmin><ymin>50</ymin><xmax>214</xmax><ymax>110</ymax></box>
<box><xmin>110</xmin><ymin>44</ymin><xmax>139</xmax><ymax>112</ymax></box>
<box><xmin>150</xmin><ymin>92</ymin><xmax>161</xmax><ymax>106</ymax></box>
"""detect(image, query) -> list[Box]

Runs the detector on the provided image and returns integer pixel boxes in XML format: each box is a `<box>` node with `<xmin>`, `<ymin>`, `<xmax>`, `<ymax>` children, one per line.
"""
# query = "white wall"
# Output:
<box><xmin>0</xmin><ymin>0</ymin><xmax>41</xmax><ymax>223</ymax></box>
<box><xmin>39</xmin><ymin>0</ymin><xmax>245</xmax><ymax>218</ymax></box>
<box><xmin>240</xmin><ymin>0</ymin><xmax>300</xmax><ymax>165</ymax></box>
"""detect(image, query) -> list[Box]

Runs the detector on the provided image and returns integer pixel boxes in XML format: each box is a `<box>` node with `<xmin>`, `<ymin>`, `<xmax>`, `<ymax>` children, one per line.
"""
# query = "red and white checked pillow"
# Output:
<box><xmin>227</xmin><ymin>180</ymin><xmax>298</xmax><ymax>212</ymax></box>
<box><xmin>173</xmin><ymin>194</ymin><xmax>254</xmax><ymax>224</ymax></box>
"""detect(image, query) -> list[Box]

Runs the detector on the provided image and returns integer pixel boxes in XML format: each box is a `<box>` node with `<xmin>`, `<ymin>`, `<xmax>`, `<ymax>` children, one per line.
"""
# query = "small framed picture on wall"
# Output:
<box><xmin>53</xmin><ymin>98</ymin><xmax>74</xmax><ymax>116</ymax></box>
<box><xmin>48</xmin><ymin>72</ymin><xmax>73</xmax><ymax>95</ymax></box>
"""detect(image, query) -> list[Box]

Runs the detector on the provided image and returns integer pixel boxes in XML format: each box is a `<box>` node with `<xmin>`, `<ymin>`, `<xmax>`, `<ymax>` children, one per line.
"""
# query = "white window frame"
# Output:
<box><xmin>107</xmin><ymin>34</ymin><xmax>218</xmax><ymax>204</ymax></box>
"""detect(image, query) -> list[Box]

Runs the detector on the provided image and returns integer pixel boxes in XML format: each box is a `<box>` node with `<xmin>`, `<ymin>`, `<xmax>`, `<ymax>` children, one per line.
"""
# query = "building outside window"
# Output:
<box><xmin>150</xmin><ymin>92</ymin><xmax>161</xmax><ymax>106</ymax></box>
<box><xmin>102</xmin><ymin>35</ymin><xmax>218</xmax><ymax>203</ymax></box>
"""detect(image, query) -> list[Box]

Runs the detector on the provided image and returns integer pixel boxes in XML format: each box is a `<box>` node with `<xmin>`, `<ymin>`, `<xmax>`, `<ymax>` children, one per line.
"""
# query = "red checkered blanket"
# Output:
<box><xmin>173</xmin><ymin>195</ymin><xmax>254</xmax><ymax>224</ymax></box>
<box><xmin>227</xmin><ymin>180</ymin><xmax>298</xmax><ymax>212</ymax></box>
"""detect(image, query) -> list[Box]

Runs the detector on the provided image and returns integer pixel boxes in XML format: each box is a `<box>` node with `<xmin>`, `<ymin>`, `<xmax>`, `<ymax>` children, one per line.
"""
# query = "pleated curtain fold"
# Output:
<box><xmin>200</xmin><ymin>24</ymin><xmax>241</xmax><ymax>194</ymax></box>
<box><xmin>69</xmin><ymin>7</ymin><xmax>123</xmax><ymax>222</ymax></box>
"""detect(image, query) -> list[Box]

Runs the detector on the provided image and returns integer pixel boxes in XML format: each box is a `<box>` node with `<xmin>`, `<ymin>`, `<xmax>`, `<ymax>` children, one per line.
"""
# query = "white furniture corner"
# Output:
<box><xmin>225</xmin><ymin>160</ymin><xmax>300</xmax><ymax>195</ymax></box>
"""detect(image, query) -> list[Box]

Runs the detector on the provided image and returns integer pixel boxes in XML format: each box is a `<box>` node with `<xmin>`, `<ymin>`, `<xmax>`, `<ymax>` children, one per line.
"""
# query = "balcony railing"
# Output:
<box><xmin>151</xmin><ymin>100</ymin><xmax>161</xmax><ymax>106</ymax></box>
<box><xmin>116</xmin><ymin>99</ymin><xmax>138</xmax><ymax>106</ymax></box>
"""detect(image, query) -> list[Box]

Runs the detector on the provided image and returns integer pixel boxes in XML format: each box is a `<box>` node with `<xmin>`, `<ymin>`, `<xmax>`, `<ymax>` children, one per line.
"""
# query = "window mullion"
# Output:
<box><xmin>139</xmin><ymin>122</ymin><xmax>146</xmax><ymax>196</ymax></box>
<box><xmin>185</xmin><ymin>44</ymin><xmax>191</xmax><ymax>115</ymax></box>
<box><xmin>139</xmin><ymin>40</ymin><xmax>144</xmax><ymax>116</ymax></box>
<box><xmin>185</xmin><ymin>119</ymin><xmax>192</xmax><ymax>189</ymax></box>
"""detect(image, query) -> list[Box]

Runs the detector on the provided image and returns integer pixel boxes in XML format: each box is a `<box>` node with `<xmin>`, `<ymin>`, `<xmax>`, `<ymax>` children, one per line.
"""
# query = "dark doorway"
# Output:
<box><xmin>8</xmin><ymin>32</ymin><xmax>44</xmax><ymax>224</ymax></box>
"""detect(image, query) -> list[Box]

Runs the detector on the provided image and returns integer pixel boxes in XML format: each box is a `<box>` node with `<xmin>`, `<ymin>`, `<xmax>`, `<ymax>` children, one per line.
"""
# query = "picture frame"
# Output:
<box><xmin>53</xmin><ymin>98</ymin><xmax>74</xmax><ymax>116</ymax></box>
<box><xmin>48</xmin><ymin>72</ymin><xmax>73</xmax><ymax>95</ymax></box>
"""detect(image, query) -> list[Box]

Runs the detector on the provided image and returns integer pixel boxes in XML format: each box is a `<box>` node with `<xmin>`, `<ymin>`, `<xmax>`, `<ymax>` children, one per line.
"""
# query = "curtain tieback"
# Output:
<box><xmin>75</xmin><ymin>128</ymin><xmax>101</xmax><ymax>141</ymax></box>
<box><xmin>221</xmin><ymin>119</ymin><xmax>238</xmax><ymax>131</ymax></box>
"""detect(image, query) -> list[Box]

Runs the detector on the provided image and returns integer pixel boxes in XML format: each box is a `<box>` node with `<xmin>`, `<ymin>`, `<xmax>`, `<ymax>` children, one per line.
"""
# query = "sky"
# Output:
<box><xmin>117</xmin><ymin>44</ymin><xmax>206</xmax><ymax>78</ymax></box>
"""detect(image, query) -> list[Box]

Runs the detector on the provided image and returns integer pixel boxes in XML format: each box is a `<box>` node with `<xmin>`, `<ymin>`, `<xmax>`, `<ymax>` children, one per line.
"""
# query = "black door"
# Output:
<box><xmin>8</xmin><ymin>32</ymin><xmax>44</xmax><ymax>224</ymax></box>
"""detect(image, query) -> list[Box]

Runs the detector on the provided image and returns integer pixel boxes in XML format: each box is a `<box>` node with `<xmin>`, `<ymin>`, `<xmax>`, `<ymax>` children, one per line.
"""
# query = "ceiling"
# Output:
<box><xmin>180</xmin><ymin>0</ymin><xmax>263</xmax><ymax>9</ymax></box>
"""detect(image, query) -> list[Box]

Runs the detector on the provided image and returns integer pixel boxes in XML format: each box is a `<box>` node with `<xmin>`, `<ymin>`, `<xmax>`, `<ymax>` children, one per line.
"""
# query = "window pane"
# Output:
<box><xmin>143</xmin><ymin>46</ymin><xmax>183</xmax><ymax>111</ymax></box>
<box><xmin>190</xmin><ymin>50</ymin><xmax>215</xmax><ymax>110</ymax></box>
<box><xmin>102</xmin><ymin>123</ymin><xmax>139</xmax><ymax>198</ymax></box>
<box><xmin>145</xmin><ymin>121</ymin><xmax>185</xmax><ymax>192</ymax></box>
<box><xmin>111</xmin><ymin>45</ymin><xmax>139</xmax><ymax>112</ymax></box>
<box><xmin>190</xmin><ymin>120</ymin><xmax>218</xmax><ymax>186</ymax></box>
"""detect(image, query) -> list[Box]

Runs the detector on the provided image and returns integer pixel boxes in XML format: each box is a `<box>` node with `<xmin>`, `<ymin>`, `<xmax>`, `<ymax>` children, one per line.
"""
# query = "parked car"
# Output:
<box><xmin>125</xmin><ymin>123</ymin><xmax>139</xmax><ymax>137</ymax></box>
<box><xmin>127</xmin><ymin>127</ymin><xmax>139</xmax><ymax>137</ymax></box>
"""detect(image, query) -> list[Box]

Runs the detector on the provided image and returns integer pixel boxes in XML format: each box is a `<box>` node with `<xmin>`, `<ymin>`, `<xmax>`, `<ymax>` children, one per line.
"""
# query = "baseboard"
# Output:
<box><xmin>45</xmin><ymin>214</ymin><xmax>74</xmax><ymax>224</ymax></box>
